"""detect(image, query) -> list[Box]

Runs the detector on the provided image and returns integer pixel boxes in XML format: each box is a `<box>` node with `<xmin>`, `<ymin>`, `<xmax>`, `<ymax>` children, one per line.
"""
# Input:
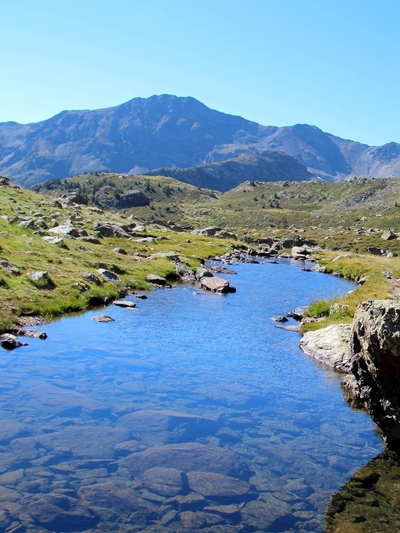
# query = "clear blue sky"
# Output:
<box><xmin>1</xmin><ymin>0</ymin><xmax>399</xmax><ymax>146</ymax></box>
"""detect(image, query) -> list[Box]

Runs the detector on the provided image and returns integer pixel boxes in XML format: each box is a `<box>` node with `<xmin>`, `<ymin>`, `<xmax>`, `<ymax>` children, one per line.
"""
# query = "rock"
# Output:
<box><xmin>214</xmin><ymin>230</ymin><xmax>237</xmax><ymax>240</ymax></box>
<box><xmin>195</xmin><ymin>267</ymin><xmax>214</xmax><ymax>280</ymax></box>
<box><xmin>112</xmin><ymin>247</ymin><xmax>127</xmax><ymax>254</ymax></box>
<box><xmin>381</xmin><ymin>229</ymin><xmax>396</xmax><ymax>240</ymax></box>
<box><xmin>9</xmin><ymin>328</ymin><xmax>47</xmax><ymax>339</ymax></box>
<box><xmin>113</xmin><ymin>300</ymin><xmax>136</xmax><ymax>309</ymax></box>
<box><xmin>28</xmin><ymin>493</ymin><xmax>98</xmax><ymax>531</ymax></box>
<box><xmin>141</xmin><ymin>467</ymin><xmax>185</xmax><ymax>497</ymax></box>
<box><xmin>79</xmin><ymin>481</ymin><xmax>154</xmax><ymax>515</ymax></box>
<box><xmin>116</xmin><ymin>190</ymin><xmax>150</xmax><ymax>208</ymax></box>
<box><xmin>287</xmin><ymin>306</ymin><xmax>308</xmax><ymax>320</ymax></box>
<box><xmin>291</xmin><ymin>245</ymin><xmax>312</xmax><ymax>259</ymax></box>
<box><xmin>93</xmin><ymin>221</ymin><xmax>131</xmax><ymax>238</ymax></box>
<box><xmin>200</xmin><ymin>276</ymin><xmax>234</xmax><ymax>294</ymax></box>
<box><xmin>299</xmin><ymin>324</ymin><xmax>352</xmax><ymax>372</ymax></box>
<box><xmin>120</xmin><ymin>442</ymin><xmax>251</xmax><ymax>480</ymax></box>
<box><xmin>350</xmin><ymin>300</ymin><xmax>400</xmax><ymax>451</ymax></box>
<box><xmin>78</xmin><ymin>236</ymin><xmax>101</xmax><ymax>244</ymax></box>
<box><xmin>187</xmin><ymin>471</ymin><xmax>250</xmax><ymax>498</ymax></box>
<box><xmin>146</xmin><ymin>274</ymin><xmax>169</xmax><ymax>286</ymax></box>
<box><xmin>0</xmin><ymin>258</ymin><xmax>20</xmax><ymax>275</ymax></box>
<box><xmin>48</xmin><ymin>223</ymin><xmax>80</xmax><ymax>237</ymax></box>
<box><xmin>97</xmin><ymin>268</ymin><xmax>121</xmax><ymax>282</ymax></box>
<box><xmin>42</xmin><ymin>236</ymin><xmax>66</xmax><ymax>246</ymax></box>
<box><xmin>92</xmin><ymin>315</ymin><xmax>115</xmax><ymax>322</ymax></box>
<box><xmin>82</xmin><ymin>271</ymin><xmax>100</xmax><ymax>283</ymax></box>
<box><xmin>0</xmin><ymin>334</ymin><xmax>28</xmax><ymax>350</ymax></box>
<box><xmin>271</xmin><ymin>316</ymin><xmax>288</xmax><ymax>323</ymax></box>
<box><xmin>26</xmin><ymin>270</ymin><xmax>55</xmax><ymax>289</ymax></box>
<box><xmin>195</xmin><ymin>226</ymin><xmax>223</xmax><ymax>237</ymax></box>
<box><xmin>117</xmin><ymin>409</ymin><xmax>220</xmax><ymax>444</ymax></box>
<box><xmin>59</xmin><ymin>191</ymin><xmax>89</xmax><ymax>205</ymax></box>
<box><xmin>242</xmin><ymin>495</ymin><xmax>290</xmax><ymax>531</ymax></box>
<box><xmin>35</xmin><ymin>426</ymin><xmax>130</xmax><ymax>459</ymax></box>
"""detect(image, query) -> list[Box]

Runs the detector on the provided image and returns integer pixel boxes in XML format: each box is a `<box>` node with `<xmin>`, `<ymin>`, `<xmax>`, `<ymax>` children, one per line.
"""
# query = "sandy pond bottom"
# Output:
<box><xmin>0</xmin><ymin>259</ymin><xmax>383</xmax><ymax>533</ymax></box>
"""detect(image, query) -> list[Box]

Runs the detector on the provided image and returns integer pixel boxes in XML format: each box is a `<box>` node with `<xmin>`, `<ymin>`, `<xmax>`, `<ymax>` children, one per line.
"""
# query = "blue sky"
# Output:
<box><xmin>1</xmin><ymin>0</ymin><xmax>399</xmax><ymax>146</ymax></box>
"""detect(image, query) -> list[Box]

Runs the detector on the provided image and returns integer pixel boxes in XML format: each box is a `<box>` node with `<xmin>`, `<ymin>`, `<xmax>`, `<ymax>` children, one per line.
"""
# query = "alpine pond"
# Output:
<box><xmin>0</xmin><ymin>259</ymin><xmax>383</xmax><ymax>533</ymax></box>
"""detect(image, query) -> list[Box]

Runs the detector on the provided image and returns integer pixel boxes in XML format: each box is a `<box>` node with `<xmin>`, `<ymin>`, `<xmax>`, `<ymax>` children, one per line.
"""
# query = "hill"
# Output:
<box><xmin>145</xmin><ymin>150</ymin><xmax>313</xmax><ymax>191</ymax></box>
<box><xmin>2</xmin><ymin>95</ymin><xmax>400</xmax><ymax>187</ymax></box>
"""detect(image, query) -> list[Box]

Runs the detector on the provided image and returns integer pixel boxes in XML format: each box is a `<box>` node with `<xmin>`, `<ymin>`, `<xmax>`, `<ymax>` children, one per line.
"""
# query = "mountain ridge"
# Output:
<box><xmin>1</xmin><ymin>94</ymin><xmax>400</xmax><ymax>187</ymax></box>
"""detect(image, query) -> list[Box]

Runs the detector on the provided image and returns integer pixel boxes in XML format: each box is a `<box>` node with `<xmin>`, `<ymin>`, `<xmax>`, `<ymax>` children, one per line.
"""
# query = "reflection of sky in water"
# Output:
<box><xmin>0</xmin><ymin>260</ymin><xmax>384</xmax><ymax>532</ymax></box>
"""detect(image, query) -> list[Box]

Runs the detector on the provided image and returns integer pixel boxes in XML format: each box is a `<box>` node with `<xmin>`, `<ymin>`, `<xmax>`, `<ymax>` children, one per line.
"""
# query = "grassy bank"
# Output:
<box><xmin>301</xmin><ymin>252</ymin><xmax>397</xmax><ymax>332</ymax></box>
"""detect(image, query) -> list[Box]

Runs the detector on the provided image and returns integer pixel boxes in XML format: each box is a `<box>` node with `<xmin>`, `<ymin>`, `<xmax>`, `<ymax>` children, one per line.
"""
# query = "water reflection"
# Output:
<box><xmin>0</xmin><ymin>260</ymin><xmax>383</xmax><ymax>532</ymax></box>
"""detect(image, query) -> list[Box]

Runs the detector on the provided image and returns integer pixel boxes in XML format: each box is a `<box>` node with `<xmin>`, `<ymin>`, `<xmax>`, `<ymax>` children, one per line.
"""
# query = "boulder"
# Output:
<box><xmin>0</xmin><ymin>258</ymin><xmax>20</xmax><ymax>275</ymax></box>
<box><xmin>291</xmin><ymin>245</ymin><xmax>312</xmax><ymax>259</ymax></box>
<box><xmin>93</xmin><ymin>221</ymin><xmax>131</xmax><ymax>239</ymax></box>
<box><xmin>350</xmin><ymin>300</ymin><xmax>400</xmax><ymax>451</ymax></box>
<box><xmin>381</xmin><ymin>229</ymin><xmax>396</xmax><ymax>240</ymax></box>
<box><xmin>299</xmin><ymin>324</ymin><xmax>352</xmax><ymax>372</ymax></box>
<box><xmin>92</xmin><ymin>315</ymin><xmax>115</xmax><ymax>322</ymax></box>
<box><xmin>141</xmin><ymin>467</ymin><xmax>185</xmax><ymax>497</ymax></box>
<box><xmin>186</xmin><ymin>471</ymin><xmax>250</xmax><ymax>498</ymax></box>
<box><xmin>113</xmin><ymin>300</ymin><xmax>136</xmax><ymax>309</ymax></box>
<box><xmin>97</xmin><ymin>269</ymin><xmax>121</xmax><ymax>282</ymax></box>
<box><xmin>146</xmin><ymin>274</ymin><xmax>168</xmax><ymax>286</ymax></box>
<box><xmin>200</xmin><ymin>276</ymin><xmax>235</xmax><ymax>294</ymax></box>
<box><xmin>27</xmin><ymin>271</ymin><xmax>55</xmax><ymax>289</ymax></box>
<box><xmin>42</xmin><ymin>236</ymin><xmax>66</xmax><ymax>246</ymax></box>
<box><xmin>48</xmin><ymin>224</ymin><xmax>80</xmax><ymax>237</ymax></box>
<box><xmin>195</xmin><ymin>267</ymin><xmax>214</xmax><ymax>280</ymax></box>
<box><xmin>0</xmin><ymin>334</ymin><xmax>28</xmax><ymax>350</ymax></box>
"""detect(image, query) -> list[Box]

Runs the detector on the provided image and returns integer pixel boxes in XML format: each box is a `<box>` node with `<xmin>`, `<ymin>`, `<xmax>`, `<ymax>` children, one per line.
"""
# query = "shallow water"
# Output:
<box><xmin>0</xmin><ymin>259</ymin><xmax>383</xmax><ymax>532</ymax></box>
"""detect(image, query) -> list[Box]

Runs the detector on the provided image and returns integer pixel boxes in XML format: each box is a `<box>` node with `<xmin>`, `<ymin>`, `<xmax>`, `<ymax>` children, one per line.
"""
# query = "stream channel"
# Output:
<box><xmin>0</xmin><ymin>258</ymin><xmax>384</xmax><ymax>533</ymax></box>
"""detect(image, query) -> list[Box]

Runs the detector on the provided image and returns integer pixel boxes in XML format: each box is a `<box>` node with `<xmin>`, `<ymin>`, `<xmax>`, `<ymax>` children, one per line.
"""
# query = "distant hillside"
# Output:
<box><xmin>2</xmin><ymin>94</ymin><xmax>400</xmax><ymax>187</ymax></box>
<box><xmin>146</xmin><ymin>150</ymin><xmax>313</xmax><ymax>191</ymax></box>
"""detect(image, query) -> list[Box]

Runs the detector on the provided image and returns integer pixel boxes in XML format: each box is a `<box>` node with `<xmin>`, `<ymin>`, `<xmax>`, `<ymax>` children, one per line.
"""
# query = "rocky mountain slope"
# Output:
<box><xmin>145</xmin><ymin>150</ymin><xmax>313</xmax><ymax>191</ymax></box>
<box><xmin>2</xmin><ymin>95</ymin><xmax>400</xmax><ymax>188</ymax></box>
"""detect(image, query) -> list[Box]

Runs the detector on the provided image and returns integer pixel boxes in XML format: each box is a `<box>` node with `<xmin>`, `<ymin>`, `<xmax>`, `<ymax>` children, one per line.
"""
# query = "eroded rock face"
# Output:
<box><xmin>299</xmin><ymin>324</ymin><xmax>352</xmax><ymax>372</ymax></box>
<box><xmin>350</xmin><ymin>300</ymin><xmax>400</xmax><ymax>451</ymax></box>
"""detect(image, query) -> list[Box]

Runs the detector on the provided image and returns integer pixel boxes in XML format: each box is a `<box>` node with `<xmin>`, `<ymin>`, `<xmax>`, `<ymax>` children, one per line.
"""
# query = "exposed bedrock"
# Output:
<box><xmin>350</xmin><ymin>300</ymin><xmax>400</xmax><ymax>451</ymax></box>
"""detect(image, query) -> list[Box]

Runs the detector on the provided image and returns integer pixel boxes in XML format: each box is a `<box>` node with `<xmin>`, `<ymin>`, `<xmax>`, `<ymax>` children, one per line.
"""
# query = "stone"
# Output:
<box><xmin>287</xmin><ymin>306</ymin><xmax>308</xmax><ymax>320</ymax></box>
<box><xmin>0</xmin><ymin>334</ymin><xmax>28</xmax><ymax>350</ymax></box>
<box><xmin>0</xmin><ymin>258</ymin><xmax>20</xmax><ymax>275</ymax></box>
<box><xmin>271</xmin><ymin>316</ymin><xmax>288</xmax><ymax>322</ymax></box>
<box><xmin>195</xmin><ymin>267</ymin><xmax>214</xmax><ymax>280</ymax></box>
<box><xmin>291</xmin><ymin>245</ymin><xmax>312</xmax><ymax>259</ymax></box>
<box><xmin>78</xmin><ymin>236</ymin><xmax>101</xmax><ymax>244</ymax></box>
<box><xmin>47</xmin><ymin>224</ymin><xmax>80</xmax><ymax>237</ymax></box>
<box><xmin>92</xmin><ymin>315</ymin><xmax>115</xmax><ymax>322</ymax></box>
<box><xmin>42</xmin><ymin>236</ymin><xmax>66</xmax><ymax>246</ymax></box>
<box><xmin>93</xmin><ymin>221</ymin><xmax>131</xmax><ymax>238</ymax></box>
<box><xmin>26</xmin><ymin>270</ymin><xmax>55</xmax><ymax>289</ymax></box>
<box><xmin>97</xmin><ymin>268</ymin><xmax>121</xmax><ymax>282</ymax></box>
<box><xmin>146</xmin><ymin>274</ymin><xmax>168</xmax><ymax>286</ymax></box>
<box><xmin>28</xmin><ymin>493</ymin><xmax>98</xmax><ymax>531</ymax></box>
<box><xmin>112</xmin><ymin>247</ymin><xmax>127</xmax><ymax>254</ymax></box>
<box><xmin>350</xmin><ymin>300</ymin><xmax>400</xmax><ymax>450</ymax></box>
<box><xmin>381</xmin><ymin>229</ymin><xmax>396</xmax><ymax>240</ymax></box>
<box><xmin>79</xmin><ymin>481</ymin><xmax>154</xmax><ymax>515</ymax></box>
<box><xmin>117</xmin><ymin>409</ymin><xmax>220</xmax><ymax>444</ymax></box>
<box><xmin>9</xmin><ymin>328</ymin><xmax>47</xmax><ymax>340</ymax></box>
<box><xmin>141</xmin><ymin>467</ymin><xmax>185</xmax><ymax>497</ymax></box>
<box><xmin>113</xmin><ymin>299</ymin><xmax>136</xmax><ymax>309</ymax></box>
<box><xmin>299</xmin><ymin>324</ymin><xmax>352</xmax><ymax>372</ymax></box>
<box><xmin>201</xmin><ymin>276</ymin><xmax>232</xmax><ymax>294</ymax></box>
<box><xmin>82</xmin><ymin>271</ymin><xmax>99</xmax><ymax>283</ymax></box>
<box><xmin>187</xmin><ymin>471</ymin><xmax>250</xmax><ymax>498</ymax></box>
<box><xmin>121</xmin><ymin>442</ymin><xmax>251</xmax><ymax>480</ymax></box>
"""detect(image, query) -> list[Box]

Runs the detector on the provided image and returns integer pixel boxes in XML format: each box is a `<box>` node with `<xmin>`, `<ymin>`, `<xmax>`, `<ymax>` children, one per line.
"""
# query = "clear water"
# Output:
<box><xmin>0</xmin><ymin>259</ymin><xmax>383</xmax><ymax>533</ymax></box>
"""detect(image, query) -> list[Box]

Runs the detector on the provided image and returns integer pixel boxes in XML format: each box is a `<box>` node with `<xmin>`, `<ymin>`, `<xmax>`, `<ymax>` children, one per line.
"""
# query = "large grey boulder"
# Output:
<box><xmin>200</xmin><ymin>276</ymin><xmax>235</xmax><ymax>294</ymax></box>
<box><xmin>299</xmin><ymin>324</ymin><xmax>352</xmax><ymax>372</ymax></box>
<box><xmin>93</xmin><ymin>221</ymin><xmax>131</xmax><ymax>238</ymax></box>
<box><xmin>350</xmin><ymin>300</ymin><xmax>400</xmax><ymax>450</ymax></box>
<box><xmin>27</xmin><ymin>271</ymin><xmax>55</xmax><ymax>289</ymax></box>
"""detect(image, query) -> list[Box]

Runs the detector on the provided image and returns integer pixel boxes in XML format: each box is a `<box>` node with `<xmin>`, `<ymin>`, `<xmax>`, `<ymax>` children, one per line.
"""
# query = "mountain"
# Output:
<box><xmin>146</xmin><ymin>150</ymin><xmax>313</xmax><ymax>192</ymax></box>
<box><xmin>1</xmin><ymin>94</ymin><xmax>400</xmax><ymax>188</ymax></box>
